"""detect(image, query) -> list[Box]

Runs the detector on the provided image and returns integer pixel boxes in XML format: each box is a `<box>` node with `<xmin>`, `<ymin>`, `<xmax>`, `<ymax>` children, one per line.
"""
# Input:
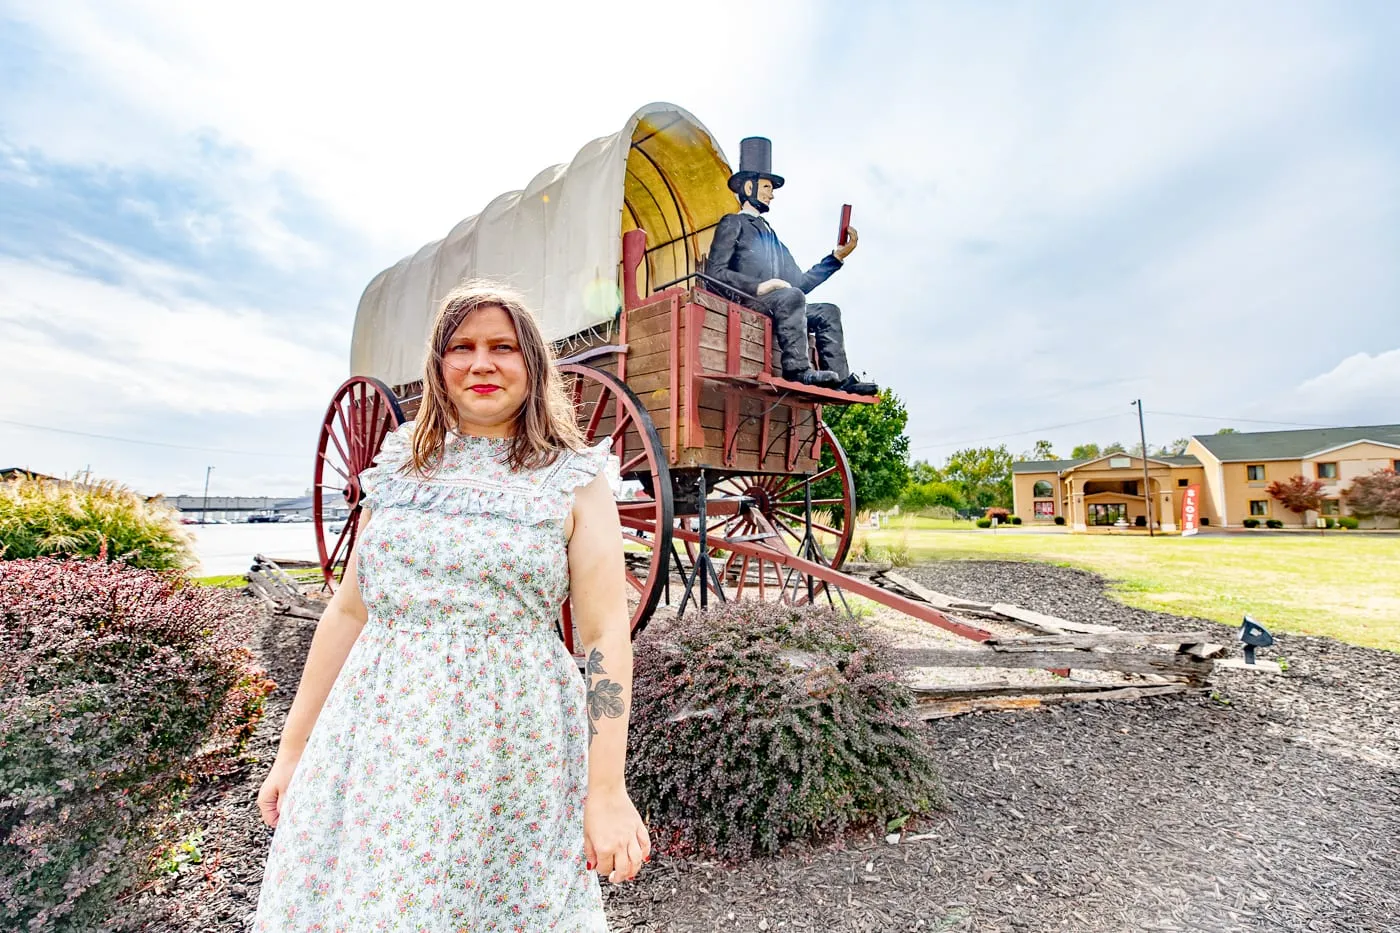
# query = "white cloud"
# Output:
<box><xmin>2</xmin><ymin>1</ymin><xmax>809</xmax><ymax>252</ymax></box>
<box><xmin>1289</xmin><ymin>349</ymin><xmax>1400</xmax><ymax>419</ymax></box>
<box><xmin>0</xmin><ymin>252</ymin><xmax>344</xmax><ymax>420</ymax></box>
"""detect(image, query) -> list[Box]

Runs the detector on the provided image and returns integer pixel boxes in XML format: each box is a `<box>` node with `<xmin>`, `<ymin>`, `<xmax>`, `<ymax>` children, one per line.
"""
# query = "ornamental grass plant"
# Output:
<box><xmin>628</xmin><ymin>602</ymin><xmax>941</xmax><ymax>861</ymax></box>
<box><xmin>0</xmin><ymin>475</ymin><xmax>194</xmax><ymax>571</ymax></box>
<box><xmin>0</xmin><ymin>559</ymin><xmax>274</xmax><ymax>932</ymax></box>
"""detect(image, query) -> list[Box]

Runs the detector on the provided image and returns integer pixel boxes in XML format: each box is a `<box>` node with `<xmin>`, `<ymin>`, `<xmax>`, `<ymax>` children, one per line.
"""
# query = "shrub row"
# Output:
<box><xmin>0</xmin><ymin>559</ymin><xmax>274</xmax><ymax>932</ymax></box>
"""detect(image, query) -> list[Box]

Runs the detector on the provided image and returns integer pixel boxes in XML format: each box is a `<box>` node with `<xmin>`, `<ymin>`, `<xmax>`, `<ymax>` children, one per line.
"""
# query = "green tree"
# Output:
<box><xmin>1215</xmin><ymin>427</ymin><xmax>1238</xmax><ymax>435</ymax></box>
<box><xmin>909</xmin><ymin>459</ymin><xmax>942</xmax><ymax>485</ymax></box>
<box><xmin>1154</xmin><ymin>437</ymin><xmax>1190</xmax><ymax>457</ymax></box>
<box><xmin>900</xmin><ymin>481</ymin><xmax>965</xmax><ymax>512</ymax></box>
<box><xmin>1030</xmin><ymin>439</ymin><xmax>1055</xmax><ymax>460</ymax></box>
<box><xmin>942</xmin><ymin>445</ymin><xmax>1014</xmax><ymax>510</ymax></box>
<box><xmin>1070</xmin><ymin>443</ymin><xmax>1100</xmax><ymax>460</ymax></box>
<box><xmin>1103</xmin><ymin>441</ymin><xmax>1126</xmax><ymax>454</ymax></box>
<box><xmin>818</xmin><ymin>391</ymin><xmax>910</xmax><ymax>511</ymax></box>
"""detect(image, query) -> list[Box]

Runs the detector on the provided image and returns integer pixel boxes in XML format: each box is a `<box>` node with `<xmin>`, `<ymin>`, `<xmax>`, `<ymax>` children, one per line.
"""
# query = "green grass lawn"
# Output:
<box><xmin>864</xmin><ymin>522</ymin><xmax>1400</xmax><ymax>652</ymax></box>
<box><xmin>193</xmin><ymin>573</ymin><xmax>249</xmax><ymax>588</ymax></box>
<box><xmin>192</xmin><ymin>567</ymin><xmax>325</xmax><ymax>588</ymax></box>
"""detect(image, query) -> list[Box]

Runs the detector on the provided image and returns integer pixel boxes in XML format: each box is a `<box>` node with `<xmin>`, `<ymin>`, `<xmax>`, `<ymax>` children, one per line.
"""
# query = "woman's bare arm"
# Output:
<box><xmin>567</xmin><ymin>474</ymin><xmax>650</xmax><ymax>882</ymax></box>
<box><xmin>257</xmin><ymin>515</ymin><xmax>372</xmax><ymax>825</ymax></box>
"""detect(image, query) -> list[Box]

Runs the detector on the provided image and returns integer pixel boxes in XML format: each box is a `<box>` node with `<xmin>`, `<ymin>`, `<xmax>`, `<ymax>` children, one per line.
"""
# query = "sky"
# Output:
<box><xmin>1</xmin><ymin>0</ymin><xmax>1397</xmax><ymax>497</ymax></box>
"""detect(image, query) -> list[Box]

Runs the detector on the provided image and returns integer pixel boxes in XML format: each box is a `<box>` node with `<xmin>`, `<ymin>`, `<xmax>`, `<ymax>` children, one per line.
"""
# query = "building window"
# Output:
<box><xmin>1032</xmin><ymin>480</ymin><xmax>1053</xmax><ymax>498</ymax></box>
<box><xmin>1321</xmin><ymin>499</ymin><xmax>1340</xmax><ymax>516</ymax></box>
<box><xmin>1089</xmin><ymin>503</ymin><xmax>1127</xmax><ymax>526</ymax></box>
<box><xmin>1178</xmin><ymin>478</ymin><xmax>1189</xmax><ymax>487</ymax></box>
<box><xmin>1249</xmin><ymin>500</ymin><xmax>1269</xmax><ymax>516</ymax></box>
<box><xmin>1246</xmin><ymin>464</ymin><xmax>1265</xmax><ymax>481</ymax></box>
<box><xmin>1034</xmin><ymin>500</ymin><xmax>1056</xmax><ymax>518</ymax></box>
<box><xmin>1317</xmin><ymin>462</ymin><xmax>1338</xmax><ymax>480</ymax></box>
<box><xmin>1392</xmin><ymin>460</ymin><xmax>1399</xmax><ymax>472</ymax></box>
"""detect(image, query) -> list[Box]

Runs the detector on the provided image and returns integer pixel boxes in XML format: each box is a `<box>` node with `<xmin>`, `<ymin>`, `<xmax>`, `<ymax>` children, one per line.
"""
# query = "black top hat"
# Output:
<box><xmin>727</xmin><ymin>137</ymin><xmax>785</xmax><ymax>195</ymax></box>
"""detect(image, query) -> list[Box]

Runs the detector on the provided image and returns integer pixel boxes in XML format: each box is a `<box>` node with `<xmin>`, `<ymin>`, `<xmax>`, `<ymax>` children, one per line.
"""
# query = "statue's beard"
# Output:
<box><xmin>747</xmin><ymin>196</ymin><xmax>770</xmax><ymax>214</ymax></box>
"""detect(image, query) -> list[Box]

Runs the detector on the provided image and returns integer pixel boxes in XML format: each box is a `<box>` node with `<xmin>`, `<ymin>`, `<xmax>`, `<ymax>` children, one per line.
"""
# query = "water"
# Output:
<box><xmin>187</xmin><ymin>522</ymin><xmax>328</xmax><ymax>576</ymax></box>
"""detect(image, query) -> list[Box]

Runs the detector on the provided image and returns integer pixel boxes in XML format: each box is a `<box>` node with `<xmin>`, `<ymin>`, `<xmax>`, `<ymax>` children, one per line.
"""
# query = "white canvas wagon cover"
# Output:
<box><xmin>350</xmin><ymin>103</ymin><xmax>736</xmax><ymax>387</ymax></box>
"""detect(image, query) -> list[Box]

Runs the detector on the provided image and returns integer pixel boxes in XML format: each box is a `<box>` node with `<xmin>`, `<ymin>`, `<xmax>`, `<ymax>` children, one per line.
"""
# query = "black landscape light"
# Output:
<box><xmin>1238</xmin><ymin>615</ymin><xmax>1274</xmax><ymax>665</ymax></box>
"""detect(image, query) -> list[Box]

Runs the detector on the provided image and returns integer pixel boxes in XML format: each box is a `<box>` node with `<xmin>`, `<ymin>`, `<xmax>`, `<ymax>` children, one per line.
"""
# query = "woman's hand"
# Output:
<box><xmin>583</xmin><ymin>787</ymin><xmax>651</xmax><ymax>885</ymax></box>
<box><xmin>256</xmin><ymin>754</ymin><xmax>300</xmax><ymax>828</ymax></box>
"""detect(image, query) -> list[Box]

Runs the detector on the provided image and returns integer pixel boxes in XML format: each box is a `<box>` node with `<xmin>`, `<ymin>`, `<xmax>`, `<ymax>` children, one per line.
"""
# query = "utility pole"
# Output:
<box><xmin>202</xmin><ymin>466</ymin><xmax>214</xmax><ymax>525</ymax></box>
<box><xmin>1131</xmin><ymin>400</ymin><xmax>1153</xmax><ymax>537</ymax></box>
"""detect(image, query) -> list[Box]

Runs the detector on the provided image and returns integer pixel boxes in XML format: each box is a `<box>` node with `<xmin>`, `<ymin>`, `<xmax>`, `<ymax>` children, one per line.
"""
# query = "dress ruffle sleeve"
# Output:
<box><xmin>559</xmin><ymin>439</ymin><xmax>622</xmax><ymax>498</ymax></box>
<box><xmin>357</xmin><ymin>420</ymin><xmax>416</xmax><ymax>512</ymax></box>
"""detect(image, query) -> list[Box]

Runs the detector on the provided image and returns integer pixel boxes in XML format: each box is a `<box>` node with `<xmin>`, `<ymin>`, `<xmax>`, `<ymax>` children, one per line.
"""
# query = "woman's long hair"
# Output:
<box><xmin>408</xmin><ymin>281</ymin><xmax>585</xmax><ymax>474</ymax></box>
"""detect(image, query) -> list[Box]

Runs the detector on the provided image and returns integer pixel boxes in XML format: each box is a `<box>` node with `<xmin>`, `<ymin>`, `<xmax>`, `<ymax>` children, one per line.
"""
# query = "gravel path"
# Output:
<box><xmin>129</xmin><ymin>561</ymin><xmax>1400</xmax><ymax>932</ymax></box>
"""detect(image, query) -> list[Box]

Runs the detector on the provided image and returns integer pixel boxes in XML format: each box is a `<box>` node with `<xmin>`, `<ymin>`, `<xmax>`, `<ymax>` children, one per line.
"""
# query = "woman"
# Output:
<box><xmin>254</xmin><ymin>282</ymin><xmax>648</xmax><ymax>931</ymax></box>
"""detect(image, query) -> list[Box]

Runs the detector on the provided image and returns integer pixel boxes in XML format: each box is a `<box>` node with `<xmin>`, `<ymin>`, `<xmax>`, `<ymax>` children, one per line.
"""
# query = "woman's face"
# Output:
<box><xmin>440</xmin><ymin>305</ymin><xmax>529</xmax><ymax>437</ymax></box>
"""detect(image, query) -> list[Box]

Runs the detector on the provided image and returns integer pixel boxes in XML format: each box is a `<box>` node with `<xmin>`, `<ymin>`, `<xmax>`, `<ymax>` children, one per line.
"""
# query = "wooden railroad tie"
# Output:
<box><xmin>246</xmin><ymin>554</ymin><xmax>324</xmax><ymax>621</ymax></box>
<box><xmin>869</xmin><ymin>571</ymin><xmax>1235</xmax><ymax>720</ymax></box>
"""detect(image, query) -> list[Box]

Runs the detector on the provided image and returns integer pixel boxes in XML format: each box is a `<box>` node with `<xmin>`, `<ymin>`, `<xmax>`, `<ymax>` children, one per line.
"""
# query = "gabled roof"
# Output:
<box><xmin>1011</xmin><ymin>455</ymin><xmax>1200</xmax><ymax>474</ymax></box>
<box><xmin>1304</xmin><ymin>438</ymin><xmax>1400</xmax><ymax>458</ymax></box>
<box><xmin>1011</xmin><ymin>459</ymin><xmax>1082</xmax><ymax>474</ymax></box>
<box><xmin>1192</xmin><ymin>424</ymin><xmax>1400</xmax><ymax>462</ymax></box>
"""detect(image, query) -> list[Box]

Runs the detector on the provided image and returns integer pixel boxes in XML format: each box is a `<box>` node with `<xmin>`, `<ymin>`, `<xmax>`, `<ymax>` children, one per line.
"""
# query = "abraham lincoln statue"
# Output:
<box><xmin>703</xmin><ymin>137</ymin><xmax>878</xmax><ymax>395</ymax></box>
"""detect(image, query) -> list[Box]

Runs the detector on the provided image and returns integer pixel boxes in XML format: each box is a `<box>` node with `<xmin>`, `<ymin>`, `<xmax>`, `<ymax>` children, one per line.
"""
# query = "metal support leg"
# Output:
<box><xmin>783</xmin><ymin>478</ymin><xmax>853</xmax><ymax>617</ymax></box>
<box><xmin>678</xmin><ymin>471</ymin><xmax>726</xmax><ymax>617</ymax></box>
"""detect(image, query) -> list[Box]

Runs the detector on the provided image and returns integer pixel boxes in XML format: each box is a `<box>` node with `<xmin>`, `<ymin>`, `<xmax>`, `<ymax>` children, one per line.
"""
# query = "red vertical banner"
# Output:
<box><xmin>1181</xmin><ymin>484</ymin><xmax>1201</xmax><ymax>536</ymax></box>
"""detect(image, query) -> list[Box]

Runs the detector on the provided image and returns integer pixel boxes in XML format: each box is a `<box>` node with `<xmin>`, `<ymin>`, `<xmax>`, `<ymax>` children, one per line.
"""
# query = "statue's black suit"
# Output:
<box><xmin>704</xmin><ymin>211</ymin><xmax>849</xmax><ymax>380</ymax></box>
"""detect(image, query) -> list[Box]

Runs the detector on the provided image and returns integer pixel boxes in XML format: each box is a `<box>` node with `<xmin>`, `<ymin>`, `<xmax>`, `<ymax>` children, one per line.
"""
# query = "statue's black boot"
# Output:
<box><xmin>837</xmin><ymin>374</ymin><xmax>879</xmax><ymax>396</ymax></box>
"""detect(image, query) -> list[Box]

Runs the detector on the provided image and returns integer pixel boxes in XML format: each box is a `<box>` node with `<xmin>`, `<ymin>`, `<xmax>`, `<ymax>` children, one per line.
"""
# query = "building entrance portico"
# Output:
<box><xmin>1060</xmin><ymin>456</ymin><xmax>1185</xmax><ymax>532</ymax></box>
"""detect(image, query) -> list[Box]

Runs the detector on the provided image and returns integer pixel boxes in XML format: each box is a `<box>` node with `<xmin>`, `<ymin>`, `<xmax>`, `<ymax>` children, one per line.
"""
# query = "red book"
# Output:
<box><xmin>838</xmin><ymin>204</ymin><xmax>853</xmax><ymax>246</ymax></box>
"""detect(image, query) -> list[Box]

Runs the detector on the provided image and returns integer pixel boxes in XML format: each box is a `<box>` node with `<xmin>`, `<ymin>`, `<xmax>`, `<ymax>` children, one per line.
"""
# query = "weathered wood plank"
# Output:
<box><xmin>987</xmin><ymin>631</ymin><xmax>1216</xmax><ymax>651</ymax></box>
<box><xmin>893</xmin><ymin>647</ymin><xmax>1213</xmax><ymax>679</ymax></box>
<box><xmin>991</xmin><ymin>604</ymin><xmax>1118</xmax><ymax>635</ymax></box>
<box><xmin>914</xmin><ymin>683</ymin><xmax>1190</xmax><ymax>721</ymax></box>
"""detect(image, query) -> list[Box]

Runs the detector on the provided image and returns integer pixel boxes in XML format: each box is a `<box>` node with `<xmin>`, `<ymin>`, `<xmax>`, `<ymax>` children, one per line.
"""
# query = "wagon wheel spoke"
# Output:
<box><xmin>775</xmin><ymin>509</ymin><xmax>843</xmax><ymax>539</ymax></box>
<box><xmin>776</xmin><ymin>465</ymin><xmax>837</xmax><ymax>499</ymax></box>
<box><xmin>328</xmin><ymin>407</ymin><xmax>354</xmax><ymax>471</ymax></box>
<box><xmin>584</xmin><ymin>385</ymin><xmax>615</xmax><ymax>440</ymax></box>
<box><xmin>325</xmin><ymin>501</ymin><xmax>359</xmax><ymax>571</ymax></box>
<box><xmin>317</xmin><ymin>453</ymin><xmax>349</xmax><ymax>483</ymax></box>
<box><xmin>619</xmin><ymin>452</ymin><xmax>649</xmax><ymax>475</ymax></box>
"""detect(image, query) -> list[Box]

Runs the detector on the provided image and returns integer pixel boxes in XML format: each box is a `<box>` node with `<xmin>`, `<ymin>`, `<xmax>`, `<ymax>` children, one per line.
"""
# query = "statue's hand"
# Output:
<box><xmin>834</xmin><ymin>226</ymin><xmax>859</xmax><ymax>261</ymax></box>
<box><xmin>756</xmin><ymin>279</ymin><xmax>791</xmax><ymax>296</ymax></box>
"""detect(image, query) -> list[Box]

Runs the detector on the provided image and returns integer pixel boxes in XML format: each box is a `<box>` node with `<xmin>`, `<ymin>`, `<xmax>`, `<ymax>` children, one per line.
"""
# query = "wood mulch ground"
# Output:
<box><xmin>127</xmin><ymin>560</ymin><xmax>1400</xmax><ymax>933</ymax></box>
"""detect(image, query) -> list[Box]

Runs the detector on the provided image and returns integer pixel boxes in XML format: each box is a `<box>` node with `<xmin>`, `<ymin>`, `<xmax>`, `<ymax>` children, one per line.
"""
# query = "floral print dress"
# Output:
<box><xmin>254</xmin><ymin>422</ymin><xmax>614</xmax><ymax>932</ymax></box>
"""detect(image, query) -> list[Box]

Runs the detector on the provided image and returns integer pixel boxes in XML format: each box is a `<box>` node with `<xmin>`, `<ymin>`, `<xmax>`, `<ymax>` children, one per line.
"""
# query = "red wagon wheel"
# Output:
<box><xmin>684</xmin><ymin>422</ymin><xmax>856</xmax><ymax>605</ymax></box>
<box><xmin>558</xmin><ymin>363</ymin><xmax>673</xmax><ymax>650</ymax></box>
<box><xmin>314</xmin><ymin>376</ymin><xmax>405</xmax><ymax>590</ymax></box>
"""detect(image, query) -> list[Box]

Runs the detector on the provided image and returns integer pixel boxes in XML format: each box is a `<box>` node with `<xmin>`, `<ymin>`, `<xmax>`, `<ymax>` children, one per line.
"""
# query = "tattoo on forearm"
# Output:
<box><xmin>585</xmin><ymin>649</ymin><xmax>625</xmax><ymax>745</ymax></box>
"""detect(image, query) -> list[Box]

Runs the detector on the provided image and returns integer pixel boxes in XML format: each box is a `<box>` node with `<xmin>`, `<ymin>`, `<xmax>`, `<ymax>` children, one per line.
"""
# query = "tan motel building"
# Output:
<box><xmin>1011</xmin><ymin>424</ymin><xmax>1400</xmax><ymax>531</ymax></box>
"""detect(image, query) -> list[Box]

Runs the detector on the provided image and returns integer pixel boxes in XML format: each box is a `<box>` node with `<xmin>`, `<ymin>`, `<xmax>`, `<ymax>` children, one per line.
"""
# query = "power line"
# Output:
<box><xmin>1144</xmin><ymin>410</ymin><xmax>1341</xmax><ymax>429</ymax></box>
<box><xmin>0</xmin><ymin>418</ymin><xmax>306</xmax><ymax>459</ymax></box>
<box><xmin>908</xmin><ymin>411</ymin><xmax>1132</xmax><ymax>452</ymax></box>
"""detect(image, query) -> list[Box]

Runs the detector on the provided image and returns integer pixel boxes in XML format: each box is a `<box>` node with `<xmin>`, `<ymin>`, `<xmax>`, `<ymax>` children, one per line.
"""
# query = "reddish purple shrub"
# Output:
<box><xmin>986</xmin><ymin>507</ymin><xmax>1011</xmax><ymax>523</ymax></box>
<box><xmin>628</xmin><ymin>602</ymin><xmax>941</xmax><ymax>861</ymax></box>
<box><xmin>0</xmin><ymin>559</ymin><xmax>274</xmax><ymax>932</ymax></box>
